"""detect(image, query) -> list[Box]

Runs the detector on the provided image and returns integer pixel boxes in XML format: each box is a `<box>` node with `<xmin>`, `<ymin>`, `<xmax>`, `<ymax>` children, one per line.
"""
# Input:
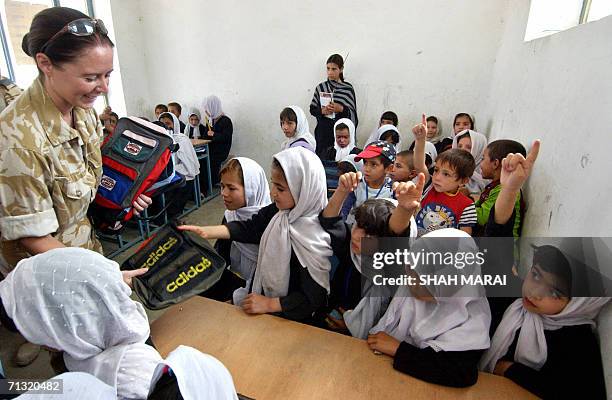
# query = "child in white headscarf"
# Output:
<box><xmin>200</xmin><ymin>157</ymin><xmax>271</xmax><ymax>304</ymax></box>
<box><xmin>0</xmin><ymin>248</ymin><xmax>162</xmax><ymax>400</ymax></box>
<box><xmin>453</xmin><ymin>129</ymin><xmax>490</xmax><ymax>195</ymax></box>
<box><xmin>186</xmin><ymin>108</ymin><xmax>206</xmax><ymax>139</ymax></box>
<box><xmin>322</xmin><ymin>118</ymin><xmax>360</xmax><ymax>161</ymax></box>
<box><xmin>158</xmin><ymin>112</ymin><xmax>200</xmax><ymax>219</ymax></box>
<box><xmin>280</xmin><ymin>106</ymin><xmax>316</xmax><ymax>152</ymax></box>
<box><xmin>367</xmin><ymin>229</ymin><xmax>492</xmax><ymax>388</ymax></box>
<box><xmin>181</xmin><ymin>147</ymin><xmax>332</xmax><ymax>323</ymax></box>
<box><xmin>148</xmin><ymin>345</ymin><xmax>238</xmax><ymax>400</ymax></box>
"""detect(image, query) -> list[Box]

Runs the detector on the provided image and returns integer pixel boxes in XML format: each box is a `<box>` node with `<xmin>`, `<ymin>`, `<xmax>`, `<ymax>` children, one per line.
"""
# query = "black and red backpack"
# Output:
<box><xmin>89</xmin><ymin>117</ymin><xmax>183</xmax><ymax>233</ymax></box>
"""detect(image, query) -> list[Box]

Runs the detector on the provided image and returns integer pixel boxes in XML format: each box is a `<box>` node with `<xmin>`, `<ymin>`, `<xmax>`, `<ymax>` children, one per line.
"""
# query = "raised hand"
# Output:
<box><xmin>412</xmin><ymin>114</ymin><xmax>427</xmax><ymax>141</ymax></box>
<box><xmin>337</xmin><ymin>171</ymin><xmax>362</xmax><ymax>194</ymax></box>
<box><xmin>500</xmin><ymin>140</ymin><xmax>540</xmax><ymax>192</ymax></box>
<box><xmin>393</xmin><ymin>173</ymin><xmax>425</xmax><ymax>212</ymax></box>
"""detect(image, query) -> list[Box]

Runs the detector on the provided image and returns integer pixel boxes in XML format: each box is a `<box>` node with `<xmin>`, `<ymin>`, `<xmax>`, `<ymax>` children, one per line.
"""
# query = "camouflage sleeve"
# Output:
<box><xmin>0</xmin><ymin>148</ymin><xmax>59</xmax><ymax>240</ymax></box>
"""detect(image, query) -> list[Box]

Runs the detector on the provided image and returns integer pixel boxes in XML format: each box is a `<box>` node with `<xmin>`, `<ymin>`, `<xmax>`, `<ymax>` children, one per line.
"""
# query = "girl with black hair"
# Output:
<box><xmin>309</xmin><ymin>54</ymin><xmax>358</xmax><ymax>157</ymax></box>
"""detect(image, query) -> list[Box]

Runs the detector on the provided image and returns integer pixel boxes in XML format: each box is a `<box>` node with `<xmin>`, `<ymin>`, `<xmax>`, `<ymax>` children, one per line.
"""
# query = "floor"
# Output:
<box><xmin>0</xmin><ymin>195</ymin><xmax>226</xmax><ymax>379</ymax></box>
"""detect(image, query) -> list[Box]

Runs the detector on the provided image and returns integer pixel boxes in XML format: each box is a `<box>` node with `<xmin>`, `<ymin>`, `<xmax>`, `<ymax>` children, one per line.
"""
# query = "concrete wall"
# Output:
<box><xmin>108</xmin><ymin>0</ymin><xmax>508</xmax><ymax>169</ymax></box>
<box><xmin>480</xmin><ymin>1</ymin><xmax>612</xmax><ymax>237</ymax></box>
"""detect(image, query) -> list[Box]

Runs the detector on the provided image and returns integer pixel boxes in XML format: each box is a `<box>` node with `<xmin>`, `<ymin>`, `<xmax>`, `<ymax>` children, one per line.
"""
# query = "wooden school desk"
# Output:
<box><xmin>151</xmin><ymin>297</ymin><xmax>537</xmax><ymax>400</ymax></box>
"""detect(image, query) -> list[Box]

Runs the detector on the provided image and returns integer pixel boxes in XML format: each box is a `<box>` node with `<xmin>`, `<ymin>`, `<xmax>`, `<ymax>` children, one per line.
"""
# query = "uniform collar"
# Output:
<box><xmin>30</xmin><ymin>77</ymin><xmax>82</xmax><ymax>146</ymax></box>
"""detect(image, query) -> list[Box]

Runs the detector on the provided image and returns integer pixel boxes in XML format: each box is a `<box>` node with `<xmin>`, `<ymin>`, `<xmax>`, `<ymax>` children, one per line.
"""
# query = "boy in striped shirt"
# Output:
<box><xmin>415</xmin><ymin>149</ymin><xmax>477</xmax><ymax>236</ymax></box>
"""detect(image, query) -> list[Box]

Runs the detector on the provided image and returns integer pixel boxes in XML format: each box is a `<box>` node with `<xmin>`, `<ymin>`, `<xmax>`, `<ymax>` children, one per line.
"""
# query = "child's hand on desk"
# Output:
<box><xmin>337</xmin><ymin>171</ymin><xmax>362</xmax><ymax>194</ymax></box>
<box><xmin>367</xmin><ymin>332</ymin><xmax>400</xmax><ymax>357</ymax></box>
<box><xmin>241</xmin><ymin>293</ymin><xmax>280</xmax><ymax>314</ymax></box>
<box><xmin>500</xmin><ymin>139</ymin><xmax>540</xmax><ymax>192</ymax></box>
<box><xmin>393</xmin><ymin>174</ymin><xmax>425</xmax><ymax>213</ymax></box>
<box><xmin>412</xmin><ymin>114</ymin><xmax>427</xmax><ymax>142</ymax></box>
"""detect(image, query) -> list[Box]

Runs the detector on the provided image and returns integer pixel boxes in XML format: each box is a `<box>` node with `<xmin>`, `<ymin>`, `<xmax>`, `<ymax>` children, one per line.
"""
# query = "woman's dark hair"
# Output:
<box><xmin>327</xmin><ymin>53</ymin><xmax>345</xmax><ymax>82</ymax></box>
<box><xmin>452</xmin><ymin>113</ymin><xmax>474</xmax><ymax>131</ymax></box>
<box><xmin>353</xmin><ymin>199</ymin><xmax>396</xmax><ymax>236</ymax></box>
<box><xmin>22</xmin><ymin>7</ymin><xmax>114</xmax><ymax>66</ymax></box>
<box><xmin>280</xmin><ymin>107</ymin><xmax>298</xmax><ymax>124</ymax></box>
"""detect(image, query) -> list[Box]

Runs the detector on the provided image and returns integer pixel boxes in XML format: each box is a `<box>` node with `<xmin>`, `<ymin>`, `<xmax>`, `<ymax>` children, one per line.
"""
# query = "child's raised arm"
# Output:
<box><xmin>494</xmin><ymin>140</ymin><xmax>541</xmax><ymax>225</ymax></box>
<box><xmin>178</xmin><ymin>224</ymin><xmax>231</xmax><ymax>240</ymax></box>
<box><xmin>389</xmin><ymin>173</ymin><xmax>425</xmax><ymax>234</ymax></box>
<box><xmin>412</xmin><ymin>114</ymin><xmax>430</xmax><ymax>181</ymax></box>
<box><xmin>323</xmin><ymin>171</ymin><xmax>362</xmax><ymax>218</ymax></box>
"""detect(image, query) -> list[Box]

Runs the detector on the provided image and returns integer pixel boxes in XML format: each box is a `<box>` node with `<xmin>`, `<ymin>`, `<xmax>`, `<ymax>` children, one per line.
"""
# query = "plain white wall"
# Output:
<box><xmin>109</xmin><ymin>0</ymin><xmax>508</xmax><ymax>169</ymax></box>
<box><xmin>479</xmin><ymin>1</ymin><xmax>612</xmax><ymax>237</ymax></box>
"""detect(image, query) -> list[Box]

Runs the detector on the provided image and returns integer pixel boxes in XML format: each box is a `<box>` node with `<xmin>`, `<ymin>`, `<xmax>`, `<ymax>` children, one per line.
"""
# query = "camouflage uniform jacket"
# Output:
<box><xmin>0</xmin><ymin>77</ymin><xmax>104</xmax><ymax>267</ymax></box>
<box><xmin>0</xmin><ymin>76</ymin><xmax>22</xmax><ymax>113</ymax></box>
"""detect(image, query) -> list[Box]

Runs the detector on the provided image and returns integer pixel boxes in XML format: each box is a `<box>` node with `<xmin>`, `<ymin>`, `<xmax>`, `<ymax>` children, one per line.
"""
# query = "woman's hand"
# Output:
<box><xmin>207</xmin><ymin>129</ymin><xmax>215</xmax><ymax>137</ymax></box>
<box><xmin>367</xmin><ymin>332</ymin><xmax>400</xmax><ymax>356</ymax></box>
<box><xmin>331</xmin><ymin>102</ymin><xmax>344</xmax><ymax>113</ymax></box>
<box><xmin>321</xmin><ymin>106</ymin><xmax>333</xmax><ymax>115</ymax></box>
<box><xmin>132</xmin><ymin>194</ymin><xmax>152</xmax><ymax>216</ymax></box>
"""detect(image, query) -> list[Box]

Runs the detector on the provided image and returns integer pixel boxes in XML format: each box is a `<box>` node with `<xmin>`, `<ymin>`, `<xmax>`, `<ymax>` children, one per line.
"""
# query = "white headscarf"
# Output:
<box><xmin>149</xmin><ymin>346</ymin><xmax>238</xmax><ymax>400</ymax></box>
<box><xmin>333</xmin><ymin>118</ymin><xmax>356</xmax><ymax>161</ymax></box>
<box><xmin>281</xmin><ymin>106</ymin><xmax>317</xmax><ymax>151</ymax></box>
<box><xmin>161</xmin><ymin>112</ymin><xmax>200</xmax><ymax>180</ymax></box>
<box><xmin>203</xmin><ymin>95</ymin><xmax>224</xmax><ymax>122</ymax></box>
<box><xmin>480</xmin><ymin>297</ymin><xmax>610</xmax><ymax>372</ymax></box>
<box><xmin>222</xmin><ymin>158</ymin><xmax>271</xmax><ymax>303</ymax></box>
<box><xmin>0</xmin><ymin>248</ymin><xmax>162</xmax><ymax>400</ymax></box>
<box><xmin>16</xmin><ymin>372</ymin><xmax>115</xmax><ymax>400</ymax></box>
<box><xmin>369</xmin><ymin>229</ymin><xmax>491</xmax><ymax>352</ymax></box>
<box><xmin>339</xmin><ymin>154</ymin><xmax>364</xmax><ymax>173</ymax></box>
<box><xmin>187</xmin><ymin>108</ymin><xmax>203</xmax><ymax>139</ymax></box>
<box><xmin>252</xmin><ymin>147</ymin><xmax>332</xmax><ymax>297</ymax></box>
<box><xmin>407</xmin><ymin>140</ymin><xmax>438</xmax><ymax>165</ymax></box>
<box><xmin>426</xmin><ymin>121</ymin><xmax>442</xmax><ymax>144</ymax></box>
<box><xmin>376</xmin><ymin>124</ymin><xmax>402</xmax><ymax>152</ymax></box>
<box><xmin>452</xmin><ymin>129</ymin><xmax>490</xmax><ymax>193</ymax></box>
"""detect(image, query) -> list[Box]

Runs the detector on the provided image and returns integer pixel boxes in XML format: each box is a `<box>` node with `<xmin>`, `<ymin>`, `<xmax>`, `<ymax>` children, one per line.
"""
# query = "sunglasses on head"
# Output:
<box><xmin>40</xmin><ymin>18</ymin><xmax>108</xmax><ymax>53</ymax></box>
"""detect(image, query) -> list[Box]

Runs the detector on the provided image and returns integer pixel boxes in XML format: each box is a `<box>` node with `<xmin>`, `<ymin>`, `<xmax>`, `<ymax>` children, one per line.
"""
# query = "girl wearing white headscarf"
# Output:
<box><xmin>367</xmin><ymin>229</ymin><xmax>491</xmax><ymax>388</ymax></box>
<box><xmin>222</xmin><ymin>158</ymin><xmax>271</xmax><ymax>304</ymax></box>
<box><xmin>203</xmin><ymin>95</ymin><xmax>233</xmax><ymax>186</ymax></box>
<box><xmin>186</xmin><ymin>108</ymin><xmax>206</xmax><ymax>139</ymax></box>
<box><xmin>452</xmin><ymin>129</ymin><xmax>490</xmax><ymax>194</ymax></box>
<box><xmin>375</xmin><ymin>124</ymin><xmax>402</xmax><ymax>152</ymax></box>
<box><xmin>158</xmin><ymin>112</ymin><xmax>200</xmax><ymax>219</ymax></box>
<box><xmin>180</xmin><ymin>147</ymin><xmax>332</xmax><ymax>323</ymax></box>
<box><xmin>280</xmin><ymin>106</ymin><xmax>317</xmax><ymax>152</ymax></box>
<box><xmin>148</xmin><ymin>346</ymin><xmax>238</xmax><ymax>400</ymax></box>
<box><xmin>337</xmin><ymin>154</ymin><xmax>364</xmax><ymax>175</ymax></box>
<box><xmin>322</xmin><ymin>118</ymin><xmax>360</xmax><ymax>161</ymax></box>
<box><xmin>479</xmin><ymin>243</ymin><xmax>609</xmax><ymax>398</ymax></box>
<box><xmin>0</xmin><ymin>248</ymin><xmax>162</xmax><ymax>400</ymax></box>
